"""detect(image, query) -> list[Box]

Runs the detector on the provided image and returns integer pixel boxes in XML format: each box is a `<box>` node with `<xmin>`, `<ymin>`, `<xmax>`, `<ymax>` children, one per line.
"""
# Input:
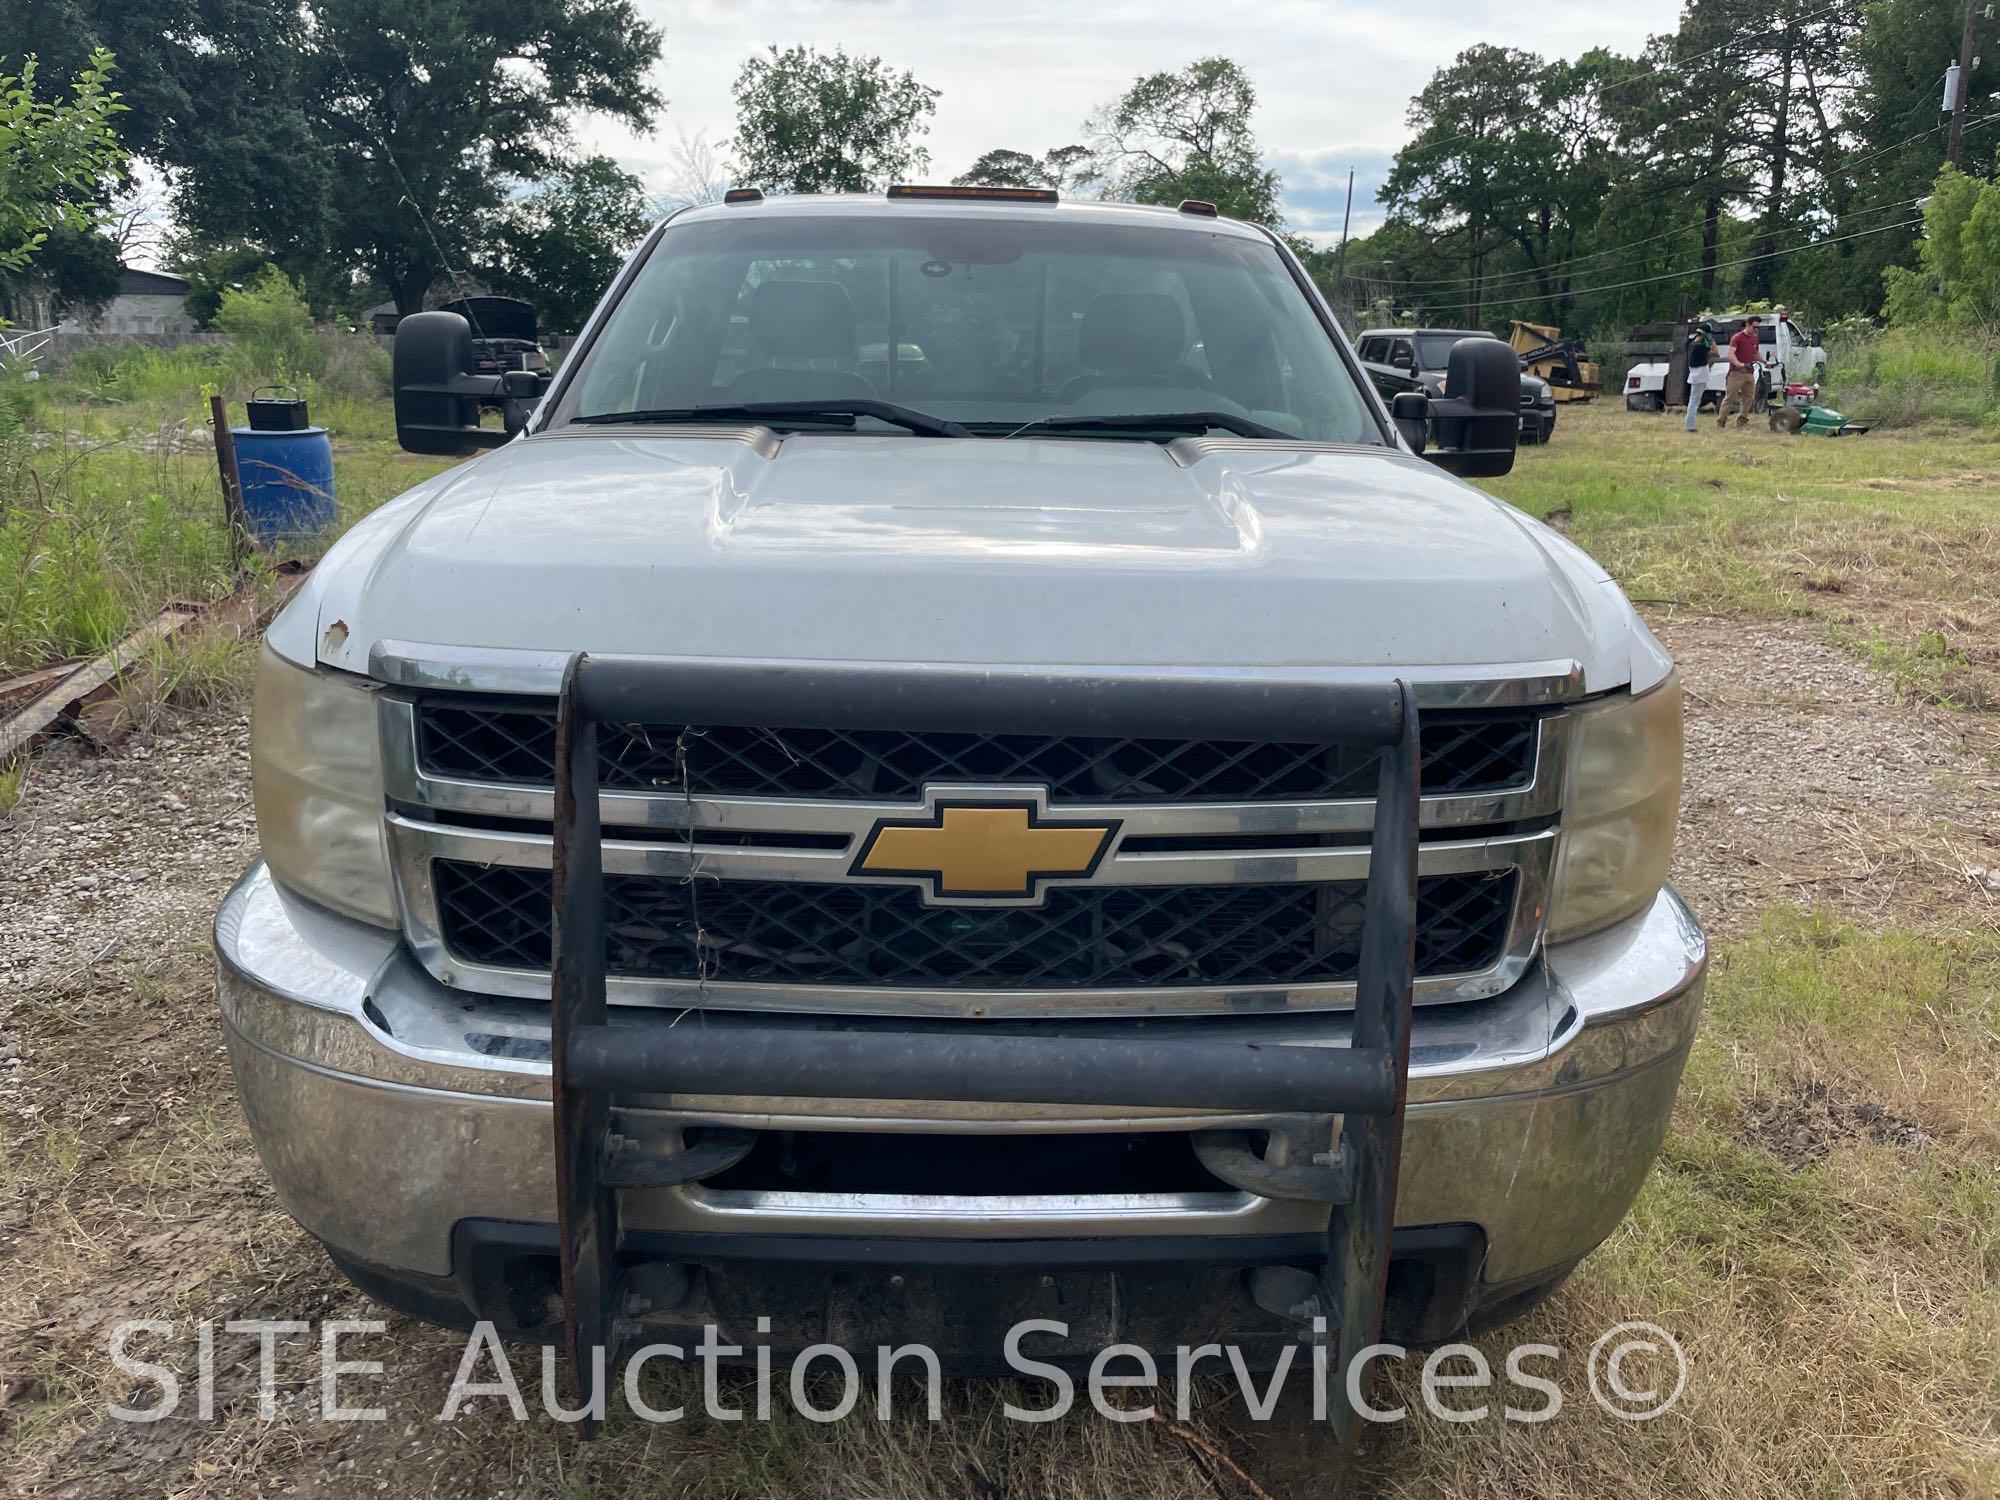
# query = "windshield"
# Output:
<box><xmin>1415</xmin><ymin>333</ymin><xmax>1489</xmax><ymax>371</ymax></box>
<box><xmin>551</xmin><ymin>212</ymin><xmax>1380</xmax><ymax>443</ymax></box>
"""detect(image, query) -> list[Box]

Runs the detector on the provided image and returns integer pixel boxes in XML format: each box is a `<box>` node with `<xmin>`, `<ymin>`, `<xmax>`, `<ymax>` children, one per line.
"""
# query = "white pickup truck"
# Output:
<box><xmin>1624</xmin><ymin>311</ymin><xmax>1826</xmax><ymax>411</ymax></box>
<box><xmin>218</xmin><ymin>188</ymin><xmax>1702</xmax><ymax>1401</ymax></box>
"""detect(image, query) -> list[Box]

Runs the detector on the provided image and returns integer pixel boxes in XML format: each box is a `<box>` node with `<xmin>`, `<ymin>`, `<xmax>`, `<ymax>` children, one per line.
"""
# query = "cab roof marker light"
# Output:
<box><xmin>887</xmin><ymin>184</ymin><xmax>1059</xmax><ymax>203</ymax></box>
<box><xmin>1178</xmin><ymin>199</ymin><xmax>1219</xmax><ymax>217</ymax></box>
<box><xmin>722</xmin><ymin>187</ymin><xmax>764</xmax><ymax>205</ymax></box>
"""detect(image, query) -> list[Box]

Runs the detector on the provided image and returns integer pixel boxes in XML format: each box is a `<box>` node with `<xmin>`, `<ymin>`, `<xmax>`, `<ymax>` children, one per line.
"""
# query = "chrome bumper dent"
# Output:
<box><xmin>217</xmin><ymin>863</ymin><xmax>1704</xmax><ymax>1284</ymax></box>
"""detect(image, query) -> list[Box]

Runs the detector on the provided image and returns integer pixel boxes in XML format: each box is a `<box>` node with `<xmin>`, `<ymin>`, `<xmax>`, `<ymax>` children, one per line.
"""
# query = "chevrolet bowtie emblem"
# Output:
<box><xmin>853</xmin><ymin>798</ymin><xmax>1118</xmax><ymax>903</ymax></box>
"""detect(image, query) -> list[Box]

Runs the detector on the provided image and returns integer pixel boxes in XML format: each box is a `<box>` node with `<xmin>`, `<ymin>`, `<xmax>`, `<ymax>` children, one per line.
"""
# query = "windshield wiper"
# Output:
<box><xmin>568</xmin><ymin>400</ymin><xmax>970</xmax><ymax>438</ymax></box>
<box><xmin>995</xmin><ymin>411</ymin><xmax>1300</xmax><ymax>442</ymax></box>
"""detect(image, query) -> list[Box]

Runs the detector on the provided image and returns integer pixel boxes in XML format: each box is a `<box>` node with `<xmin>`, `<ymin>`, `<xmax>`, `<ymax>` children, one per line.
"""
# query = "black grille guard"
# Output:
<box><xmin>548</xmin><ymin>653</ymin><xmax>1420</xmax><ymax>1445</ymax></box>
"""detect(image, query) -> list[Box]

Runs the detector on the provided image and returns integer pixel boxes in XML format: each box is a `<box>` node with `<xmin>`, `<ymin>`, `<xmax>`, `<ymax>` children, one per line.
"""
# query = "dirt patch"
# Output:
<box><xmin>1739</xmin><ymin>1076</ymin><xmax>1934</xmax><ymax>1169</ymax></box>
<box><xmin>1653</xmin><ymin>612</ymin><xmax>2000</xmax><ymax>936</ymax></box>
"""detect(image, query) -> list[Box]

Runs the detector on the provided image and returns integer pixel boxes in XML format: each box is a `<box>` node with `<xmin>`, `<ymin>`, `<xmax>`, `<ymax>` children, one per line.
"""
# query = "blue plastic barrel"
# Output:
<box><xmin>232</xmin><ymin>426</ymin><xmax>336</xmax><ymax>545</ymax></box>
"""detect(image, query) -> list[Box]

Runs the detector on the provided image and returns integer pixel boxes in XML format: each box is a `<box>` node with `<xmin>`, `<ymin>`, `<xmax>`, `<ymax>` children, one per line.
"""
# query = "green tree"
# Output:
<box><xmin>1089</xmin><ymin>57</ymin><xmax>1282</xmax><ymax>223</ymax></box>
<box><xmin>955</xmin><ymin>145</ymin><xmax>1092</xmax><ymax>191</ymax></box>
<box><xmin>0</xmin><ymin>49</ymin><xmax>125</xmax><ymax>277</ymax></box>
<box><xmin>730</xmin><ymin>46</ymin><xmax>939</xmax><ymax>194</ymax></box>
<box><xmin>213</xmin><ymin>264</ymin><xmax>321</xmax><ymax>380</ymax></box>
<box><xmin>22</xmin><ymin>221</ymin><xmax>120</xmax><ymax>314</ymax></box>
<box><xmin>1380</xmin><ymin>45</ymin><xmax>1577</xmax><ymax>323</ymax></box>
<box><xmin>162</xmin><ymin>238</ymin><xmax>279</xmax><ymax>326</ymax></box>
<box><xmin>488</xmin><ymin>154</ymin><xmax>650</xmax><ymax>332</ymax></box>
<box><xmin>1599</xmin><ymin>0</ymin><xmax>1862</xmax><ymax>306</ymax></box>
<box><xmin>9</xmin><ymin>1</ymin><xmax>664</xmax><ymax>314</ymax></box>
<box><xmin>1815</xmin><ymin>0</ymin><xmax>1988</xmax><ymax>315</ymax></box>
<box><xmin>0</xmin><ymin>0</ymin><xmax>194</xmax><ymax>156</ymax></box>
<box><xmin>1883</xmin><ymin>165</ymin><xmax>2000</xmax><ymax>329</ymax></box>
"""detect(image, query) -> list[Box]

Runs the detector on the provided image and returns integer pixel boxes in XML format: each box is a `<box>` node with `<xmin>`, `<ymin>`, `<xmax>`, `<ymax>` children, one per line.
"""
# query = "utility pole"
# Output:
<box><xmin>1948</xmin><ymin>0</ymin><xmax>1978</xmax><ymax>166</ymax></box>
<box><xmin>1334</xmin><ymin>168</ymin><xmax>1354</xmax><ymax>289</ymax></box>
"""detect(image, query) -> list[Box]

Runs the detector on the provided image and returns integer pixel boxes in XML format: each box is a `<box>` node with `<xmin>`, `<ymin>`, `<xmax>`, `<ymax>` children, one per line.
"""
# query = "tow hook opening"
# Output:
<box><xmin>692</xmin><ymin>1128</ymin><xmax>1248</xmax><ymax>1198</ymax></box>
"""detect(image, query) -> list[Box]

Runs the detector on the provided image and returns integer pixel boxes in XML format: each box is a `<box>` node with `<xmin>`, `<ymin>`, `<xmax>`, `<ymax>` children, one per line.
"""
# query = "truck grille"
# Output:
<box><xmin>415</xmin><ymin>702</ymin><xmax>1539</xmax><ymax>802</ymax></box>
<box><xmin>433</xmin><ymin>861</ymin><xmax>1517</xmax><ymax>990</ymax></box>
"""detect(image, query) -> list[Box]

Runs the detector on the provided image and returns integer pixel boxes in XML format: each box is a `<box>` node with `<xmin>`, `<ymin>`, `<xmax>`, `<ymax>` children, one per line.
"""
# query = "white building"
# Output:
<box><xmin>61</xmin><ymin>267</ymin><xmax>197</xmax><ymax>338</ymax></box>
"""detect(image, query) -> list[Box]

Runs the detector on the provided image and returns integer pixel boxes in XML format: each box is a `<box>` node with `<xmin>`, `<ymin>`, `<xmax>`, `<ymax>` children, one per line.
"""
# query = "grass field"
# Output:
<box><xmin>1488</xmin><ymin>404</ymin><xmax>2000</xmax><ymax>710</ymax></box>
<box><xmin>1</xmin><ymin>340</ymin><xmax>456</xmax><ymax>681</ymax></box>
<box><xmin>0</xmin><ymin>392</ymin><xmax>1996</xmax><ymax>1498</ymax></box>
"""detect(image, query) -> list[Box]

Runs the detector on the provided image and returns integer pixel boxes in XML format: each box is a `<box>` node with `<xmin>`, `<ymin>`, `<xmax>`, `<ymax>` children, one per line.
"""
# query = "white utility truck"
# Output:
<box><xmin>1624</xmin><ymin>310</ymin><xmax>1827</xmax><ymax>411</ymax></box>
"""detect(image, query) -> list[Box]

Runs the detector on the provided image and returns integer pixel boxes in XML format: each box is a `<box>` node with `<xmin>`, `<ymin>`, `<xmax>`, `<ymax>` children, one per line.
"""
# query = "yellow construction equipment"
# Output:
<box><xmin>1510</xmin><ymin>320</ymin><xmax>1599</xmax><ymax>403</ymax></box>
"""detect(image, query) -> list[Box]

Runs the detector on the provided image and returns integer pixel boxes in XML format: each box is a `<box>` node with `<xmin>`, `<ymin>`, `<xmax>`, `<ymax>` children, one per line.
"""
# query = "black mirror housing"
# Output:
<box><xmin>1422</xmin><ymin>337</ymin><xmax>1520</xmax><ymax>478</ymax></box>
<box><xmin>393</xmin><ymin>311</ymin><xmax>511</xmax><ymax>456</ymax></box>
<box><xmin>1389</xmin><ymin>390</ymin><xmax>1428</xmax><ymax>453</ymax></box>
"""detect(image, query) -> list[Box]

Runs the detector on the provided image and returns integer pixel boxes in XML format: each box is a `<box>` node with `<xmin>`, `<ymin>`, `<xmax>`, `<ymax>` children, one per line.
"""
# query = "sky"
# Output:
<box><xmin>576</xmin><ymin>0</ymin><xmax>1664</xmax><ymax>245</ymax></box>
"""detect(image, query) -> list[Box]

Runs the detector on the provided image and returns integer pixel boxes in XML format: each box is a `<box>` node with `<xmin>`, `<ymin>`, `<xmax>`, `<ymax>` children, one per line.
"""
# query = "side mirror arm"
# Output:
<box><xmin>502</xmin><ymin>368</ymin><xmax>553</xmax><ymax>437</ymax></box>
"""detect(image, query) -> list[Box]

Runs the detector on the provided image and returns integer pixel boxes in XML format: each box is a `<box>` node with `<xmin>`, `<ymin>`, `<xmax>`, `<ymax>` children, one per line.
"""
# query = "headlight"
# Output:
<box><xmin>250</xmin><ymin>643</ymin><xmax>397</xmax><ymax>927</ymax></box>
<box><xmin>1546</xmin><ymin>673</ymin><xmax>1683</xmax><ymax>944</ymax></box>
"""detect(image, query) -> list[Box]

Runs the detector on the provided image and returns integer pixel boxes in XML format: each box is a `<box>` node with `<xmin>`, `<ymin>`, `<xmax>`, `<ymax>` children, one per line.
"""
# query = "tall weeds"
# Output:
<box><xmin>1819</xmin><ymin>324</ymin><xmax>2000</xmax><ymax>428</ymax></box>
<box><xmin>0</xmin><ymin>308</ymin><xmax>417</xmax><ymax>678</ymax></box>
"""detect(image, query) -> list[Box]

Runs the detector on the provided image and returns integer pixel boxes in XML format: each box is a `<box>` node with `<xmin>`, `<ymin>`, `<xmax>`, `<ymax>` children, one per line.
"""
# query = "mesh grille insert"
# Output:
<box><xmin>433</xmin><ymin>862</ymin><xmax>1517</xmax><ymax>991</ymax></box>
<box><xmin>415</xmin><ymin>703</ymin><xmax>1539</xmax><ymax>803</ymax></box>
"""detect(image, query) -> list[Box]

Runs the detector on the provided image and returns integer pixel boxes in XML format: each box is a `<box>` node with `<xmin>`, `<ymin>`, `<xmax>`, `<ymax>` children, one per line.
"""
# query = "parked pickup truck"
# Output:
<box><xmin>1356</xmin><ymin>326</ymin><xmax>1559</xmax><ymax>443</ymax></box>
<box><xmin>219</xmin><ymin>189</ymin><xmax>1702</xmax><ymax>1377</ymax></box>
<box><xmin>1623</xmin><ymin>310</ymin><xmax>1826</xmax><ymax>412</ymax></box>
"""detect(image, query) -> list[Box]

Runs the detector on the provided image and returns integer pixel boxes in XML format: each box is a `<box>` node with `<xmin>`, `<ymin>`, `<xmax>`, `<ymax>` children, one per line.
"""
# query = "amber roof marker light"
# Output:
<box><xmin>887</xmin><ymin>184</ymin><xmax>1060</xmax><ymax>203</ymax></box>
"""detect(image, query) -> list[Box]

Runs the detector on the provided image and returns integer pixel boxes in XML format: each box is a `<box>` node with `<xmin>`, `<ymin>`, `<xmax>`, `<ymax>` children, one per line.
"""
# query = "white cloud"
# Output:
<box><xmin>578</xmin><ymin>1</ymin><xmax>1660</xmax><ymax>238</ymax></box>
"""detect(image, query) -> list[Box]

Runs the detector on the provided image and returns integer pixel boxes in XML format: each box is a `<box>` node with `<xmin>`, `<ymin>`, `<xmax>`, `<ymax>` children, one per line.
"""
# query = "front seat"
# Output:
<box><xmin>1060</xmin><ymin>292</ymin><xmax>1215</xmax><ymax>402</ymax></box>
<box><xmin>726</xmin><ymin>280</ymin><xmax>876</xmax><ymax>403</ymax></box>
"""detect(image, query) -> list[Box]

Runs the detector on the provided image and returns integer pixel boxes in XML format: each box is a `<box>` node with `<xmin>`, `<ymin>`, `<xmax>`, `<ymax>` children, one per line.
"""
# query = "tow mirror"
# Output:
<box><xmin>1390</xmin><ymin>391</ymin><xmax>1428</xmax><ymax>453</ymax></box>
<box><xmin>392</xmin><ymin>311</ymin><xmax>510</xmax><ymax>456</ymax></box>
<box><xmin>1422</xmin><ymin>338</ymin><xmax>1520</xmax><ymax>479</ymax></box>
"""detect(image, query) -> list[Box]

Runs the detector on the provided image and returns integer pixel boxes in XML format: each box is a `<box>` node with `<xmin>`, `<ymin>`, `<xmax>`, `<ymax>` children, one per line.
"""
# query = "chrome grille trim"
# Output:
<box><xmin>384</xmin><ymin>812</ymin><xmax>1554</xmax><ymax>1018</ymax></box>
<box><xmin>371</xmin><ymin>648</ymin><xmax>1569</xmax><ymax>1020</ymax></box>
<box><xmin>377</xmin><ymin>698</ymin><xmax>1568</xmax><ymax>835</ymax></box>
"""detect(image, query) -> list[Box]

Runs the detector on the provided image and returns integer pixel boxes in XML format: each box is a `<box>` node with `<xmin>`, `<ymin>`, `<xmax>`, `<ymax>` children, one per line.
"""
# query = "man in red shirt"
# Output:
<box><xmin>1715</xmin><ymin>320</ymin><xmax>1766</xmax><ymax>429</ymax></box>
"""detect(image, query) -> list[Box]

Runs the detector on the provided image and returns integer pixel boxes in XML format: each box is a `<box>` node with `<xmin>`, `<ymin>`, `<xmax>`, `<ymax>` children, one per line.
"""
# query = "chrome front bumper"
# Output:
<box><xmin>216</xmin><ymin>863</ymin><xmax>1704</xmax><ymax>1289</ymax></box>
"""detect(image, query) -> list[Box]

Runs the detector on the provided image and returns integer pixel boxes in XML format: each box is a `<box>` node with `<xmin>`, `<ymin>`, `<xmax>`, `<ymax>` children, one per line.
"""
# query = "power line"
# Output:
<box><xmin>1380</xmin><ymin>107</ymin><xmax>1980</xmax><ymax>292</ymax></box>
<box><xmin>318</xmin><ymin>27</ymin><xmax>489</xmax><ymax>335</ymax></box>
<box><xmin>1404</xmin><ymin>214</ymin><xmax>1925</xmax><ymax>314</ymax></box>
<box><xmin>1383</xmin><ymin>191</ymin><xmax>1925</xmax><ymax>294</ymax></box>
<box><xmin>1366</xmin><ymin>106</ymin><xmax>2000</xmax><ymax>305</ymax></box>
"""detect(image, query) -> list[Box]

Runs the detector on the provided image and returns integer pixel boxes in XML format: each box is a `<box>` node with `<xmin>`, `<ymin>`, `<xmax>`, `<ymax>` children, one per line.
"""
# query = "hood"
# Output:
<box><xmin>275</xmin><ymin>432</ymin><xmax>1657</xmax><ymax>690</ymax></box>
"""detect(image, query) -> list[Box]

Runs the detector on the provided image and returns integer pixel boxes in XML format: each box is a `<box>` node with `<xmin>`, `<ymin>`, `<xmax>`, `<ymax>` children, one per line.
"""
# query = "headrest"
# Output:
<box><xmin>1080</xmin><ymin>293</ymin><xmax>1187</xmax><ymax>371</ymax></box>
<box><xmin>748</xmin><ymin>280</ymin><xmax>857</xmax><ymax>360</ymax></box>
